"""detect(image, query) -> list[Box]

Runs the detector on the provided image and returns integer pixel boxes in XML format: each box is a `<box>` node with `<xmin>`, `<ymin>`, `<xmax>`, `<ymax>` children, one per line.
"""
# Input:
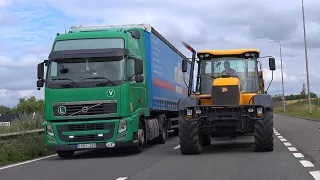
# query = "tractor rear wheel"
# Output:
<box><xmin>178</xmin><ymin>115</ymin><xmax>202</xmax><ymax>155</ymax></box>
<box><xmin>254</xmin><ymin>109</ymin><xmax>274</xmax><ymax>152</ymax></box>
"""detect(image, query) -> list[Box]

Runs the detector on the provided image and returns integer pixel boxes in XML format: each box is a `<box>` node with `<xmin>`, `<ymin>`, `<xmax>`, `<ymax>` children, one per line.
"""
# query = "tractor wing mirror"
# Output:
<box><xmin>269</xmin><ymin>57</ymin><xmax>276</xmax><ymax>71</ymax></box>
<box><xmin>182</xmin><ymin>59</ymin><xmax>188</xmax><ymax>72</ymax></box>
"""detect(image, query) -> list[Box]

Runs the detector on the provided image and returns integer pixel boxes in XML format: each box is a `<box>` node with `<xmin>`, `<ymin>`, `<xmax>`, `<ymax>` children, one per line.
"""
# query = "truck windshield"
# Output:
<box><xmin>197</xmin><ymin>57</ymin><xmax>260</xmax><ymax>93</ymax></box>
<box><xmin>52</xmin><ymin>38</ymin><xmax>125</xmax><ymax>51</ymax></box>
<box><xmin>46</xmin><ymin>57</ymin><xmax>126</xmax><ymax>87</ymax></box>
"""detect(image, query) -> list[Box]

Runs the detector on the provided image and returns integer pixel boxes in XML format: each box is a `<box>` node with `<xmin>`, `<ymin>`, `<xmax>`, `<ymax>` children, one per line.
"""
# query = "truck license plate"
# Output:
<box><xmin>76</xmin><ymin>143</ymin><xmax>96</xmax><ymax>149</ymax></box>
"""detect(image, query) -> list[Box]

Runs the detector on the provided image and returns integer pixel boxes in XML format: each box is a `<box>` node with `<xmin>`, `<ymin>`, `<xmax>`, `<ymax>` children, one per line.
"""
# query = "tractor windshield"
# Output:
<box><xmin>196</xmin><ymin>57</ymin><xmax>260</xmax><ymax>94</ymax></box>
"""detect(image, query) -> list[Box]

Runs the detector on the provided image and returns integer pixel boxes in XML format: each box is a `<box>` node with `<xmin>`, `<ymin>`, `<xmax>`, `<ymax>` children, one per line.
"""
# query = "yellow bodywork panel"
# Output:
<box><xmin>198</xmin><ymin>49</ymin><xmax>260</xmax><ymax>55</ymax></box>
<box><xmin>196</xmin><ymin>77</ymin><xmax>258</xmax><ymax>105</ymax></box>
<box><xmin>212</xmin><ymin>77</ymin><xmax>240</xmax><ymax>86</ymax></box>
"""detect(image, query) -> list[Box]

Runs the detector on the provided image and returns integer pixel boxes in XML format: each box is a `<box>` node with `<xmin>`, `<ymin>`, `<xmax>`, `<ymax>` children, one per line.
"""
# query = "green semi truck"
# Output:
<box><xmin>36</xmin><ymin>24</ymin><xmax>191</xmax><ymax>158</ymax></box>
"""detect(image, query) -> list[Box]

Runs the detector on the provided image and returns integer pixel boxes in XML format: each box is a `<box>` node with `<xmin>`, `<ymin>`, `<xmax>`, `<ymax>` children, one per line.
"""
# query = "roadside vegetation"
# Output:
<box><xmin>0</xmin><ymin>96</ymin><xmax>53</xmax><ymax>167</ymax></box>
<box><xmin>273</xmin><ymin>83</ymin><xmax>320</xmax><ymax>120</ymax></box>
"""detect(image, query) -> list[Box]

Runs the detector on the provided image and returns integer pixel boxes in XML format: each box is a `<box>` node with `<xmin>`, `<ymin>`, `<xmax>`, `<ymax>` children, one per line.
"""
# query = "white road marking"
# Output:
<box><xmin>173</xmin><ymin>145</ymin><xmax>180</xmax><ymax>150</ymax></box>
<box><xmin>288</xmin><ymin>147</ymin><xmax>298</xmax><ymax>152</ymax></box>
<box><xmin>310</xmin><ymin>171</ymin><xmax>320</xmax><ymax>180</ymax></box>
<box><xmin>284</xmin><ymin>142</ymin><xmax>292</xmax><ymax>146</ymax></box>
<box><xmin>277</xmin><ymin>136</ymin><xmax>284</xmax><ymax>139</ymax></box>
<box><xmin>0</xmin><ymin>154</ymin><xmax>57</xmax><ymax>171</ymax></box>
<box><xmin>275</xmin><ymin>133</ymin><xmax>281</xmax><ymax>136</ymax></box>
<box><xmin>116</xmin><ymin>177</ymin><xmax>128</xmax><ymax>180</ymax></box>
<box><xmin>293</xmin><ymin>153</ymin><xmax>304</xmax><ymax>158</ymax></box>
<box><xmin>300</xmin><ymin>160</ymin><xmax>315</xmax><ymax>167</ymax></box>
<box><xmin>280</xmin><ymin>138</ymin><xmax>287</xmax><ymax>142</ymax></box>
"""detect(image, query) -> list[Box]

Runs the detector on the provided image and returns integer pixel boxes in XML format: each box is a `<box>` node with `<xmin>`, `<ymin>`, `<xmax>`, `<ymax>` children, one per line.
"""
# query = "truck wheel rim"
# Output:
<box><xmin>138</xmin><ymin>129</ymin><xmax>145</xmax><ymax>145</ymax></box>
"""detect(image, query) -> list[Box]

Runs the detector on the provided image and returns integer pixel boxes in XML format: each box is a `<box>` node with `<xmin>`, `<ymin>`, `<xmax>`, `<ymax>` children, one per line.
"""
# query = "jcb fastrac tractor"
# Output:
<box><xmin>177</xmin><ymin>42</ymin><xmax>276</xmax><ymax>155</ymax></box>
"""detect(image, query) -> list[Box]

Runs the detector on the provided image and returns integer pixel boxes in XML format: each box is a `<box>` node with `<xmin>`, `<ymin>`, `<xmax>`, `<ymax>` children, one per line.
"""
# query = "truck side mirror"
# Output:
<box><xmin>269</xmin><ymin>57</ymin><xmax>276</xmax><ymax>71</ymax></box>
<box><xmin>135</xmin><ymin>74</ymin><xmax>144</xmax><ymax>83</ymax></box>
<box><xmin>134</xmin><ymin>59</ymin><xmax>143</xmax><ymax>75</ymax></box>
<box><xmin>37</xmin><ymin>62</ymin><xmax>44</xmax><ymax>79</ymax></box>
<box><xmin>37</xmin><ymin>79</ymin><xmax>44</xmax><ymax>89</ymax></box>
<box><xmin>182</xmin><ymin>59</ymin><xmax>188</xmax><ymax>72</ymax></box>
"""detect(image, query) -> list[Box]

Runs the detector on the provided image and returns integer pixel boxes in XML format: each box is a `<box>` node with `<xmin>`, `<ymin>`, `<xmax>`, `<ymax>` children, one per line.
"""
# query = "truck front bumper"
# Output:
<box><xmin>47</xmin><ymin>140</ymin><xmax>138</xmax><ymax>151</ymax></box>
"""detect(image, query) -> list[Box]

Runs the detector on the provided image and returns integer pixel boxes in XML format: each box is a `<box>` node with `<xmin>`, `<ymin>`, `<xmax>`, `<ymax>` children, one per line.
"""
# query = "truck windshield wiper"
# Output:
<box><xmin>51</xmin><ymin>77</ymin><xmax>79</xmax><ymax>87</ymax></box>
<box><xmin>83</xmin><ymin>77</ymin><xmax>116</xmax><ymax>85</ymax></box>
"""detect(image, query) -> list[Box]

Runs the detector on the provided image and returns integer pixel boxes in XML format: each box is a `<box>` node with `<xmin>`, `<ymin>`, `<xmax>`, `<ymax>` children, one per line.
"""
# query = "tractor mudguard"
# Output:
<box><xmin>178</xmin><ymin>97</ymin><xmax>199</xmax><ymax>111</ymax></box>
<box><xmin>253</xmin><ymin>94</ymin><xmax>274</xmax><ymax>109</ymax></box>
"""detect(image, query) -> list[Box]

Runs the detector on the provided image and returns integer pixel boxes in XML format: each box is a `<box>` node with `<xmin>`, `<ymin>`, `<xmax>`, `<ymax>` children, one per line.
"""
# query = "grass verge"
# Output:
<box><xmin>0</xmin><ymin>133</ymin><xmax>54</xmax><ymax>167</ymax></box>
<box><xmin>274</xmin><ymin>98</ymin><xmax>320</xmax><ymax>120</ymax></box>
<box><xmin>0</xmin><ymin>113</ymin><xmax>54</xmax><ymax>167</ymax></box>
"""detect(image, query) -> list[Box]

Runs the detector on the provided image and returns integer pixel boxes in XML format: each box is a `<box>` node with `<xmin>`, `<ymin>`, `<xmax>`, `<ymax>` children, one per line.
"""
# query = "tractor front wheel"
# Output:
<box><xmin>254</xmin><ymin>109</ymin><xmax>274</xmax><ymax>152</ymax></box>
<box><xmin>178</xmin><ymin>115</ymin><xmax>202</xmax><ymax>155</ymax></box>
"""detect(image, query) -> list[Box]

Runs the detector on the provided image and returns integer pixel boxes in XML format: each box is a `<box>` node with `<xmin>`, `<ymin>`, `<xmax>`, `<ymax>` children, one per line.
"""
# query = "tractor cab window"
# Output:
<box><xmin>197</xmin><ymin>57</ymin><xmax>260</xmax><ymax>93</ymax></box>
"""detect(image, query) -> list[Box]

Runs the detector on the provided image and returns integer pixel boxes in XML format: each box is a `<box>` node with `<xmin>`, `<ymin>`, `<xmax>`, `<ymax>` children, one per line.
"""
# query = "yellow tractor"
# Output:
<box><xmin>178</xmin><ymin>42</ymin><xmax>276</xmax><ymax>155</ymax></box>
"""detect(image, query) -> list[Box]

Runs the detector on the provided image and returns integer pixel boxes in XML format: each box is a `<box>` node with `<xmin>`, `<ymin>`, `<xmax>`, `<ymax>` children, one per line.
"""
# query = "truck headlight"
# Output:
<box><xmin>46</xmin><ymin>124</ymin><xmax>54</xmax><ymax>137</ymax></box>
<box><xmin>118</xmin><ymin>120</ymin><xmax>127</xmax><ymax>133</ymax></box>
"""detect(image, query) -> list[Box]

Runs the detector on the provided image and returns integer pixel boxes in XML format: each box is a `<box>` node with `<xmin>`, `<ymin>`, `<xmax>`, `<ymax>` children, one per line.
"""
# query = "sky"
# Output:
<box><xmin>0</xmin><ymin>0</ymin><xmax>320</xmax><ymax>107</ymax></box>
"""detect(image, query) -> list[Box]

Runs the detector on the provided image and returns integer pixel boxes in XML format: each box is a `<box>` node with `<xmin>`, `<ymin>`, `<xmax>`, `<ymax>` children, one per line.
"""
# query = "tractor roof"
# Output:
<box><xmin>198</xmin><ymin>49</ymin><xmax>260</xmax><ymax>55</ymax></box>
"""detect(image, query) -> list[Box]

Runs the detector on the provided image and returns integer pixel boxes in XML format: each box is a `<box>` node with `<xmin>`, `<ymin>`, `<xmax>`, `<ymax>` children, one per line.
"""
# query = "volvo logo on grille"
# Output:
<box><xmin>221</xmin><ymin>87</ymin><xmax>228</xmax><ymax>92</ymax></box>
<box><xmin>81</xmin><ymin>106</ymin><xmax>89</xmax><ymax>113</ymax></box>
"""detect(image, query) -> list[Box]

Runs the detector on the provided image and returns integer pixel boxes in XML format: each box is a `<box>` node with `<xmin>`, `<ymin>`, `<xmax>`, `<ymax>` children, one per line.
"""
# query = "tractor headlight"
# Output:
<box><xmin>257</xmin><ymin>108</ymin><xmax>263</xmax><ymax>116</ymax></box>
<box><xmin>195</xmin><ymin>108</ymin><xmax>201</xmax><ymax>114</ymax></box>
<box><xmin>186</xmin><ymin>109</ymin><xmax>193</xmax><ymax>116</ymax></box>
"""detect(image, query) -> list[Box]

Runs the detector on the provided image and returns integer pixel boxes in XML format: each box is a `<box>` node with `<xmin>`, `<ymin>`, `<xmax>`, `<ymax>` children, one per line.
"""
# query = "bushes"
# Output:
<box><xmin>0</xmin><ymin>133</ymin><xmax>53</xmax><ymax>167</ymax></box>
<box><xmin>0</xmin><ymin>113</ymin><xmax>53</xmax><ymax>167</ymax></box>
<box><xmin>0</xmin><ymin>113</ymin><xmax>44</xmax><ymax>134</ymax></box>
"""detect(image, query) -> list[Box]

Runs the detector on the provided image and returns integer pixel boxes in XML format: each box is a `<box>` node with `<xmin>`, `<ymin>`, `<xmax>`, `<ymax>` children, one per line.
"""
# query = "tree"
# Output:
<box><xmin>300</xmin><ymin>83</ymin><xmax>307</xmax><ymax>99</ymax></box>
<box><xmin>0</xmin><ymin>105</ymin><xmax>12</xmax><ymax>114</ymax></box>
<box><xmin>11</xmin><ymin>96</ymin><xmax>44</xmax><ymax>115</ymax></box>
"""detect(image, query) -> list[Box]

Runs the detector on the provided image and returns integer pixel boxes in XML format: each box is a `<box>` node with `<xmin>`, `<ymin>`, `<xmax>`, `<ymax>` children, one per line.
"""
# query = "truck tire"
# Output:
<box><xmin>254</xmin><ymin>109</ymin><xmax>274</xmax><ymax>152</ymax></box>
<box><xmin>130</xmin><ymin>120</ymin><xmax>145</xmax><ymax>154</ymax></box>
<box><xmin>156</xmin><ymin>114</ymin><xmax>168</xmax><ymax>144</ymax></box>
<box><xmin>178</xmin><ymin>115</ymin><xmax>202</xmax><ymax>155</ymax></box>
<box><xmin>173</xmin><ymin>128</ymin><xmax>179</xmax><ymax>136</ymax></box>
<box><xmin>57</xmin><ymin>150</ymin><xmax>74</xmax><ymax>158</ymax></box>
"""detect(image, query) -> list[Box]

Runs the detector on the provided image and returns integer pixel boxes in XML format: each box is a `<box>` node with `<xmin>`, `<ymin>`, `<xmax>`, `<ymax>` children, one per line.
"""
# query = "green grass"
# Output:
<box><xmin>0</xmin><ymin>113</ymin><xmax>54</xmax><ymax>167</ymax></box>
<box><xmin>0</xmin><ymin>133</ymin><xmax>54</xmax><ymax>167</ymax></box>
<box><xmin>275</xmin><ymin>98</ymin><xmax>320</xmax><ymax>120</ymax></box>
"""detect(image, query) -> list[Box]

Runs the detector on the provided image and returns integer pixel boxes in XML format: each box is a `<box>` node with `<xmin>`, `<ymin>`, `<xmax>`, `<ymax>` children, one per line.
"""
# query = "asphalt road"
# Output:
<box><xmin>0</xmin><ymin>114</ymin><xmax>320</xmax><ymax>180</ymax></box>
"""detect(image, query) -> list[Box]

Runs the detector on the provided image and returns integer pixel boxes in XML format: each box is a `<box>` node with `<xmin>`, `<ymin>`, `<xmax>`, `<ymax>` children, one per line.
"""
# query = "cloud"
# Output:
<box><xmin>1</xmin><ymin>0</ymin><xmax>320</xmax><ymax>107</ymax></box>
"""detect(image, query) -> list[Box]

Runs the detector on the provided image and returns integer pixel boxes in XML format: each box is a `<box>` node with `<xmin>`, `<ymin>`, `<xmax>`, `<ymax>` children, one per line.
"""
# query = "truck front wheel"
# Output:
<box><xmin>130</xmin><ymin>120</ymin><xmax>145</xmax><ymax>154</ymax></box>
<box><xmin>178</xmin><ymin>115</ymin><xmax>202</xmax><ymax>155</ymax></box>
<box><xmin>57</xmin><ymin>150</ymin><xmax>74</xmax><ymax>158</ymax></box>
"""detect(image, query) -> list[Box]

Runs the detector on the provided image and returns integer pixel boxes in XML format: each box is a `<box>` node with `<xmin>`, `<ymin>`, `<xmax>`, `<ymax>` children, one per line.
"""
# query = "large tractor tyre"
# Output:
<box><xmin>130</xmin><ymin>120</ymin><xmax>145</xmax><ymax>154</ymax></box>
<box><xmin>156</xmin><ymin>114</ymin><xmax>168</xmax><ymax>144</ymax></box>
<box><xmin>178</xmin><ymin>116</ymin><xmax>202</xmax><ymax>155</ymax></box>
<box><xmin>201</xmin><ymin>134</ymin><xmax>211</xmax><ymax>146</ymax></box>
<box><xmin>57</xmin><ymin>150</ymin><xmax>75</xmax><ymax>158</ymax></box>
<box><xmin>254</xmin><ymin>109</ymin><xmax>274</xmax><ymax>152</ymax></box>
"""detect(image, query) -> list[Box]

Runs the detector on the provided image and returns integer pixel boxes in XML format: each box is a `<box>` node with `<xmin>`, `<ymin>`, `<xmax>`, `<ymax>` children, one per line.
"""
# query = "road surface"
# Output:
<box><xmin>0</xmin><ymin>114</ymin><xmax>319</xmax><ymax>180</ymax></box>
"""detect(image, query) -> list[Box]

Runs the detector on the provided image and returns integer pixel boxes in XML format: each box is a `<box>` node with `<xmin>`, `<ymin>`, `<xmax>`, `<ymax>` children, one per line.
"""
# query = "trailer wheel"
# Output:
<box><xmin>178</xmin><ymin>115</ymin><xmax>202</xmax><ymax>155</ymax></box>
<box><xmin>131</xmin><ymin>120</ymin><xmax>145</xmax><ymax>154</ymax></box>
<box><xmin>156</xmin><ymin>114</ymin><xmax>168</xmax><ymax>144</ymax></box>
<box><xmin>254</xmin><ymin>109</ymin><xmax>274</xmax><ymax>152</ymax></box>
<box><xmin>57</xmin><ymin>150</ymin><xmax>74</xmax><ymax>158</ymax></box>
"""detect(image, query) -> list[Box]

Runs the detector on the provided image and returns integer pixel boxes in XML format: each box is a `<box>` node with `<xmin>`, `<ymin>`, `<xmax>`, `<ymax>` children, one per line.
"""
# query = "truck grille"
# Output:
<box><xmin>56</xmin><ymin>122</ymin><xmax>115</xmax><ymax>143</ymax></box>
<box><xmin>211</xmin><ymin>85</ymin><xmax>240</xmax><ymax>106</ymax></box>
<box><xmin>52</xmin><ymin>100</ymin><xmax>117</xmax><ymax>117</ymax></box>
